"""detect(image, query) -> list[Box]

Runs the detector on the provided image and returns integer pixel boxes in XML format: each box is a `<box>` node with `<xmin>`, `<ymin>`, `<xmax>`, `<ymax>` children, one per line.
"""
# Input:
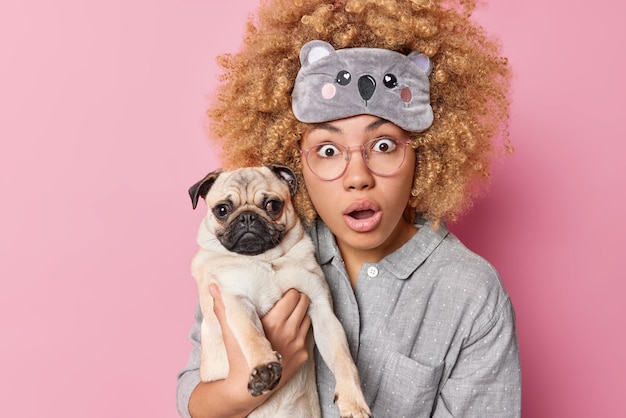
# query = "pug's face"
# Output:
<box><xmin>189</xmin><ymin>164</ymin><xmax>299</xmax><ymax>256</ymax></box>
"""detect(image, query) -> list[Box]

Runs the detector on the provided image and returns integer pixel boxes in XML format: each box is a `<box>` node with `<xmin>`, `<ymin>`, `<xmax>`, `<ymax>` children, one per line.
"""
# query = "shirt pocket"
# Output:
<box><xmin>371</xmin><ymin>351</ymin><xmax>444</xmax><ymax>418</ymax></box>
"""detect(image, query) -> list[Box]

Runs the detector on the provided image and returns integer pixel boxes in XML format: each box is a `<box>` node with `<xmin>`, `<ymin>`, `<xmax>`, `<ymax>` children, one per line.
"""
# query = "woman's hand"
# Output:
<box><xmin>188</xmin><ymin>284</ymin><xmax>265</xmax><ymax>418</ymax></box>
<box><xmin>261</xmin><ymin>288</ymin><xmax>312</xmax><ymax>383</ymax></box>
<box><xmin>188</xmin><ymin>285</ymin><xmax>311</xmax><ymax>418</ymax></box>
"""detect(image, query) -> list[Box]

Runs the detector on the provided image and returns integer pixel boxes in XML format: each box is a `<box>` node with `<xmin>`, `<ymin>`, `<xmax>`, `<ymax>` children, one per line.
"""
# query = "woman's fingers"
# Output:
<box><xmin>208</xmin><ymin>283</ymin><xmax>249</xmax><ymax>378</ymax></box>
<box><xmin>263</xmin><ymin>289</ymin><xmax>310</xmax><ymax>334</ymax></box>
<box><xmin>210</xmin><ymin>285</ymin><xmax>313</xmax><ymax>391</ymax></box>
<box><xmin>261</xmin><ymin>289</ymin><xmax>312</xmax><ymax>380</ymax></box>
<box><xmin>209</xmin><ymin>283</ymin><xmax>226</xmax><ymax>320</ymax></box>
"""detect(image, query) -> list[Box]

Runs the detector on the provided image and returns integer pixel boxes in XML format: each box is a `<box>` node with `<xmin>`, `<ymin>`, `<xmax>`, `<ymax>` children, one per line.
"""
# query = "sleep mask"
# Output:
<box><xmin>291</xmin><ymin>40</ymin><xmax>434</xmax><ymax>132</ymax></box>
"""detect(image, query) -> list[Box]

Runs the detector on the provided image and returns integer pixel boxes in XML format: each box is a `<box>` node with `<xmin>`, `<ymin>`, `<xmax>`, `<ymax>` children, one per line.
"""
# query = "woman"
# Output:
<box><xmin>177</xmin><ymin>1</ymin><xmax>521</xmax><ymax>416</ymax></box>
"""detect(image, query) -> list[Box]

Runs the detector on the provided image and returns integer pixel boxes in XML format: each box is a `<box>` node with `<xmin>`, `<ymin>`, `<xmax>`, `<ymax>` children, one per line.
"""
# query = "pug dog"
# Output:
<box><xmin>189</xmin><ymin>164</ymin><xmax>371</xmax><ymax>418</ymax></box>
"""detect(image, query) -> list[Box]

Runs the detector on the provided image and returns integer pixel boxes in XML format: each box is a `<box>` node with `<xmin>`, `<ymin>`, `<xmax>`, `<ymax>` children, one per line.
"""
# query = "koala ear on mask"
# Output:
<box><xmin>189</xmin><ymin>170</ymin><xmax>222</xmax><ymax>209</ymax></box>
<box><xmin>267</xmin><ymin>163</ymin><xmax>298</xmax><ymax>196</ymax></box>
<box><xmin>407</xmin><ymin>50</ymin><xmax>433</xmax><ymax>76</ymax></box>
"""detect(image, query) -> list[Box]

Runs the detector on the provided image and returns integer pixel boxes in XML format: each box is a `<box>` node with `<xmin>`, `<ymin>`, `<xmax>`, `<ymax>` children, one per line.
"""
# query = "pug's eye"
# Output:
<box><xmin>213</xmin><ymin>203</ymin><xmax>232</xmax><ymax>220</ymax></box>
<box><xmin>264</xmin><ymin>199</ymin><xmax>283</xmax><ymax>216</ymax></box>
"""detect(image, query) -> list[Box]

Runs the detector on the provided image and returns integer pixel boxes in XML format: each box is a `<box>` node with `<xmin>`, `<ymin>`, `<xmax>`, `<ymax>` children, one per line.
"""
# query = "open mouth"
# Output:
<box><xmin>343</xmin><ymin>201</ymin><xmax>382</xmax><ymax>232</ymax></box>
<box><xmin>348</xmin><ymin>209</ymin><xmax>376</xmax><ymax>220</ymax></box>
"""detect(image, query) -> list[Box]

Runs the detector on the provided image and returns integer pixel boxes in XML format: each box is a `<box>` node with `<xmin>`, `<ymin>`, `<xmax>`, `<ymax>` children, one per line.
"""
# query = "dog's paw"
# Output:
<box><xmin>248</xmin><ymin>361</ymin><xmax>282</xmax><ymax>396</ymax></box>
<box><xmin>338</xmin><ymin>412</ymin><xmax>372</xmax><ymax>418</ymax></box>
<box><xmin>335</xmin><ymin>393</ymin><xmax>372</xmax><ymax>418</ymax></box>
<box><xmin>337</xmin><ymin>406</ymin><xmax>372</xmax><ymax>418</ymax></box>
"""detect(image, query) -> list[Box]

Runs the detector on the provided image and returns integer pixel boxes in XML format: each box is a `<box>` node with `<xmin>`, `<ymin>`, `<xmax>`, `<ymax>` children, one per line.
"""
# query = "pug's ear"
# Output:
<box><xmin>189</xmin><ymin>169</ymin><xmax>222</xmax><ymax>209</ymax></box>
<box><xmin>267</xmin><ymin>163</ymin><xmax>298</xmax><ymax>196</ymax></box>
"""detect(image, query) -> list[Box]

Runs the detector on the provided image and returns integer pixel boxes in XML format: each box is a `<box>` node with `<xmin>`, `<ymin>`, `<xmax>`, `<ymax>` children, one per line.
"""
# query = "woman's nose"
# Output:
<box><xmin>342</xmin><ymin>150</ymin><xmax>374</xmax><ymax>190</ymax></box>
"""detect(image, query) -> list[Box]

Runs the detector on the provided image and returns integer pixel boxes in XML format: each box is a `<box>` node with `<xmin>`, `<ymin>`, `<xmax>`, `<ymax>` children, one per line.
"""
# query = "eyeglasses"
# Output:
<box><xmin>299</xmin><ymin>137</ymin><xmax>412</xmax><ymax>181</ymax></box>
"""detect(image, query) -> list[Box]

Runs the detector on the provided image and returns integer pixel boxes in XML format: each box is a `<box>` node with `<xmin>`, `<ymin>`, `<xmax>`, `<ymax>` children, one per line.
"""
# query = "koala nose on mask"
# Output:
<box><xmin>358</xmin><ymin>75</ymin><xmax>376</xmax><ymax>102</ymax></box>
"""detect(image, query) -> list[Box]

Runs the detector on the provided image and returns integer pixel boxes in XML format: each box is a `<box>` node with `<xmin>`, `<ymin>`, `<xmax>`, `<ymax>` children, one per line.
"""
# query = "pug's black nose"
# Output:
<box><xmin>238</xmin><ymin>212</ymin><xmax>258</xmax><ymax>227</ymax></box>
<box><xmin>358</xmin><ymin>75</ymin><xmax>376</xmax><ymax>102</ymax></box>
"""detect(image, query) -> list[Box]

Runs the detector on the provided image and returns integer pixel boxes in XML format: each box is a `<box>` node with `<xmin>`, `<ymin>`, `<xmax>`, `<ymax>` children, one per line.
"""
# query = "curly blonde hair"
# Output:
<box><xmin>207</xmin><ymin>0</ymin><xmax>511</xmax><ymax>226</ymax></box>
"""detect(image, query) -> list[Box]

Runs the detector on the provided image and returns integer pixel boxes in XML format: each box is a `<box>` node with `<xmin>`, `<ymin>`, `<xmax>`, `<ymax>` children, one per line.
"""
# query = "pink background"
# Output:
<box><xmin>1</xmin><ymin>1</ymin><xmax>624</xmax><ymax>416</ymax></box>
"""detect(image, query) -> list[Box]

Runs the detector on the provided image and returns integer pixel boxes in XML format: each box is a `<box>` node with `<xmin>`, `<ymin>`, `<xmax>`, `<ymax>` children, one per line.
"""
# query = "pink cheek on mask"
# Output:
<box><xmin>400</xmin><ymin>87</ymin><xmax>412</xmax><ymax>103</ymax></box>
<box><xmin>322</xmin><ymin>83</ymin><xmax>336</xmax><ymax>99</ymax></box>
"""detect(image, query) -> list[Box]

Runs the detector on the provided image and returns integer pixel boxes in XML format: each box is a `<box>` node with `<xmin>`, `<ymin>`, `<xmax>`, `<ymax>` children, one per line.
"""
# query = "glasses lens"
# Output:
<box><xmin>364</xmin><ymin>137</ymin><xmax>407</xmax><ymax>176</ymax></box>
<box><xmin>305</xmin><ymin>143</ymin><xmax>347</xmax><ymax>180</ymax></box>
<box><xmin>303</xmin><ymin>138</ymin><xmax>408</xmax><ymax>180</ymax></box>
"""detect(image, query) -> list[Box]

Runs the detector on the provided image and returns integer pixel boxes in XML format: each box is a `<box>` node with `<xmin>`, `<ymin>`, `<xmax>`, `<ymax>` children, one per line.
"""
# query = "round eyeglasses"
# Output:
<box><xmin>299</xmin><ymin>137</ymin><xmax>412</xmax><ymax>181</ymax></box>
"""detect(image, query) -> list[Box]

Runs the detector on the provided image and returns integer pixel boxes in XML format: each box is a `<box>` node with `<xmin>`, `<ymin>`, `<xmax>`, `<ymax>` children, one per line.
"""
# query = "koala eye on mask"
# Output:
<box><xmin>291</xmin><ymin>40</ymin><xmax>434</xmax><ymax>133</ymax></box>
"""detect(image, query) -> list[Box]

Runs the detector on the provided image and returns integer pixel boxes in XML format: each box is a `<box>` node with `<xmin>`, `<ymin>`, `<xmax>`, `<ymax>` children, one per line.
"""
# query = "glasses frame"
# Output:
<box><xmin>299</xmin><ymin>137</ymin><xmax>412</xmax><ymax>181</ymax></box>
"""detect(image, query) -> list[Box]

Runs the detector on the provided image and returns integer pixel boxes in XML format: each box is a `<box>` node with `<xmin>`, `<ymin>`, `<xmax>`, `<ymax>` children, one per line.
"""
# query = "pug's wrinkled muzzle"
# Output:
<box><xmin>219</xmin><ymin>211</ymin><xmax>285</xmax><ymax>256</ymax></box>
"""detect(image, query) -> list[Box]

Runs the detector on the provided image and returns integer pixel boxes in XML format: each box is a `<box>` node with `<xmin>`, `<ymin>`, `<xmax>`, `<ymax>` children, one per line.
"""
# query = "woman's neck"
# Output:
<box><xmin>337</xmin><ymin>221</ymin><xmax>418</xmax><ymax>288</ymax></box>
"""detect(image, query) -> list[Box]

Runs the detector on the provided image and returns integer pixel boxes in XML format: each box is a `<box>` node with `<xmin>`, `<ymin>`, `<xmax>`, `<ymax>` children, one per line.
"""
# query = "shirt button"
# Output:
<box><xmin>367</xmin><ymin>266</ymin><xmax>379</xmax><ymax>277</ymax></box>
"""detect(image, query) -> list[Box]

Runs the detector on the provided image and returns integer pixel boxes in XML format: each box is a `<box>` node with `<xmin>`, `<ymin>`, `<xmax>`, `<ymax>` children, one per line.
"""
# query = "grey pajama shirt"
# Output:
<box><xmin>177</xmin><ymin>218</ymin><xmax>521</xmax><ymax>417</ymax></box>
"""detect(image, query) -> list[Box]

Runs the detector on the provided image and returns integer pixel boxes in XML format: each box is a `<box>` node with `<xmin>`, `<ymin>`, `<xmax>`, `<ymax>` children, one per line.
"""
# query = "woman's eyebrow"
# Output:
<box><xmin>310</xmin><ymin>122</ymin><xmax>342</xmax><ymax>133</ymax></box>
<box><xmin>365</xmin><ymin>118</ymin><xmax>391</xmax><ymax>132</ymax></box>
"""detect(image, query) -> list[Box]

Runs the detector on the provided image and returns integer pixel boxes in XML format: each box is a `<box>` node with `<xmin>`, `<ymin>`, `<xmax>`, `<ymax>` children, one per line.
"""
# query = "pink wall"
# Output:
<box><xmin>1</xmin><ymin>1</ymin><xmax>624</xmax><ymax>416</ymax></box>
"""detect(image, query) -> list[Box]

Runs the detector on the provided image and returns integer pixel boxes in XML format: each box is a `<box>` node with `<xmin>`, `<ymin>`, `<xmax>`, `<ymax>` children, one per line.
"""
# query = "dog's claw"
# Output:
<box><xmin>337</xmin><ymin>408</ymin><xmax>372</xmax><ymax>418</ymax></box>
<box><xmin>248</xmin><ymin>361</ymin><xmax>282</xmax><ymax>396</ymax></box>
<box><xmin>338</xmin><ymin>408</ymin><xmax>372</xmax><ymax>418</ymax></box>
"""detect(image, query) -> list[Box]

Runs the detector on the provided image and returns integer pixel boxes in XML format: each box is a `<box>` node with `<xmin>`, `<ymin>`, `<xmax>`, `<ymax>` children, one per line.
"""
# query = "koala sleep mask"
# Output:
<box><xmin>291</xmin><ymin>40</ymin><xmax>434</xmax><ymax>132</ymax></box>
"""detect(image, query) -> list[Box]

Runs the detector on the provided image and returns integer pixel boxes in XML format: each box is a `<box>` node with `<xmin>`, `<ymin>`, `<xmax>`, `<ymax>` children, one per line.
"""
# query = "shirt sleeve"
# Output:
<box><xmin>433</xmin><ymin>296</ymin><xmax>521</xmax><ymax>417</ymax></box>
<box><xmin>176</xmin><ymin>303</ymin><xmax>203</xmax><ymax>418</ymax></box>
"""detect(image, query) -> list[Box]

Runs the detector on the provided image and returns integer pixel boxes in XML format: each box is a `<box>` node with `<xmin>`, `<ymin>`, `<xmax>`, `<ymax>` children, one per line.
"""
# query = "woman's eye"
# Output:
<box><xmin>213</xmin><ymin>204</ymin><xmax>231</xmax><ymax>219</ymax></box>
<box><xmin>315</xmin><ymin>143</ymin><xmax>342</xmax><ymax>158</ymax></box>
<box><xmin>371</xmin><ymin>137</ymin><xmax>397</xmax><ymax>153</ymax></box>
